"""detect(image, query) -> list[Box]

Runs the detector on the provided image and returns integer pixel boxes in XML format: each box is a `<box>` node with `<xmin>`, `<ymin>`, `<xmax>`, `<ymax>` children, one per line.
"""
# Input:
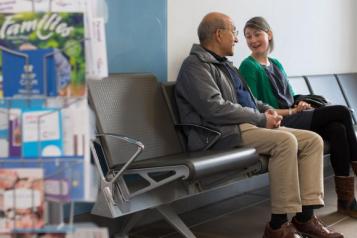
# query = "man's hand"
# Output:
<box><xmin>265</xmin><ymin>109</ymin><xmax>283</xmax><ymax>129</ymax></box>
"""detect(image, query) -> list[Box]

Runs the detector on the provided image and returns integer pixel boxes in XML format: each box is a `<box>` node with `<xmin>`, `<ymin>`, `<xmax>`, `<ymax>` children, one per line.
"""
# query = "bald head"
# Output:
<box><xmin>198</xmin><ymin>12</ymin><xmax>232</xmax><ymax>45</ymax></box>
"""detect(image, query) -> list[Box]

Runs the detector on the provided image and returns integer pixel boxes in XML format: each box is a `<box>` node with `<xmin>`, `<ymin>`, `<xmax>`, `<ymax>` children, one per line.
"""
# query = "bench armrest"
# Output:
<box><xmin>93</xmin><ymin>133</ymin><xmax>144</xmax><ymax>182</ymax></box>
<box><xmin>90</xmin><ymin>133</ymin><xmax>145</xmax><ymax>205</ymax></box>
<box><xmin>175</xmin><ymin>124</ymin><xmax>221</xmax><ymax>150</ymax></box>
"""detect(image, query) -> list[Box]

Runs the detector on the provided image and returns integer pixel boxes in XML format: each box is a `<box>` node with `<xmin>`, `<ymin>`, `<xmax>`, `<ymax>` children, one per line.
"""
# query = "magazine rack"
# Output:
<box><xmin>0</xmin><ymin>0</ymin><xmax>108</xmax><ymax>236</ymax></box>
<box><xmin>0</xmin><ymin>97</ymin><xmax>91</xmax><ymax>236</ymax></box>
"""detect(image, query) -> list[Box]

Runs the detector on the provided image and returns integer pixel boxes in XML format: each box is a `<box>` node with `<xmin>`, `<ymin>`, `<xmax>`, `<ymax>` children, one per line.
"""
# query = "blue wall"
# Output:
<box><xmin>105</xmin><ymin>0</ymin><xmax>167</xmax><ymax>81</ymax></box>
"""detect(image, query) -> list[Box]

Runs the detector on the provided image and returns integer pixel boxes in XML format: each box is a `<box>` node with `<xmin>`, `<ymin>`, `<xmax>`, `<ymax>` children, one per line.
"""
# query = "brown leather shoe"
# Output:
<box><xmin>291</xmin><ymin>215</ymin><xmax>343</xmax><ymax>238</ymax></box>
<box><xmin>263</xmin><ymin>222</ymin><xmax>302</xmax><ymax>238</ymax></box>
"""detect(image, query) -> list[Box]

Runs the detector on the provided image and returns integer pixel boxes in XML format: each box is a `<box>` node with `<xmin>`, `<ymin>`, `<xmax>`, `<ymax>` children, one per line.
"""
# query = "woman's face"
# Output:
<box><xmin>244</xmin><ymin>27</ymin><xmax>272</xmax><ymax>57</ymax></box>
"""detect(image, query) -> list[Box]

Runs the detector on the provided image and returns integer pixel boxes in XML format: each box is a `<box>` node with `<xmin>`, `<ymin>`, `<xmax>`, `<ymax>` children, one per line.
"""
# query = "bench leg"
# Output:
<box><xmin>115</xmin><ymin>212</ymin><xmax>145</xmax><ymax>238</ymax></box>
<box><xmin>92</xmin><ymin>189</ymin><xmax>122</xmax><ymax>218</ymax></box>
<box><xmin>156</xmin><ymin>205</ymin><xmax>197</xmax><ymax>238</ymax></box>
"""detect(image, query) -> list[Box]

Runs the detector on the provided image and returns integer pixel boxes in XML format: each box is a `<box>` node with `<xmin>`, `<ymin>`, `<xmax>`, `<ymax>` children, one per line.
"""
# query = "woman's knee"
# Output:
<box><xmin>329</xmin><ymin>105</ymin><xmax>351</xmax><ymax>117</ymax></box>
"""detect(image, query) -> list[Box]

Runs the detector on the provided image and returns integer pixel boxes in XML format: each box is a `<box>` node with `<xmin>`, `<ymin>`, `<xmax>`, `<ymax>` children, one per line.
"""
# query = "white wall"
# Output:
<box><xmin>168</xmin><ymin>0</ymin><xmax>357</xmax><ymax>81</ymax></box>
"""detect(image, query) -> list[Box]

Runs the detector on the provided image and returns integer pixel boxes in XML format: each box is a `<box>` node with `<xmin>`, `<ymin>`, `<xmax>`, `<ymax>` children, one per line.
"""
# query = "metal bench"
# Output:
<box><xmin>87</xmin><ymin>73</ymin><xmax>265</xmax><ymax>238</ymax></box>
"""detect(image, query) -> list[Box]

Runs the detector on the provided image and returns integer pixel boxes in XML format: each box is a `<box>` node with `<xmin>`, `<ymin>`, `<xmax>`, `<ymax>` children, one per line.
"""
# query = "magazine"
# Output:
<box><xmin>8</xmin><ymin>108</ymin><xmax>21</xmax><ymax>157</ymax></box>
<box><xmin>0</xmin><ymin>12</ymin><xmax>86</xmax><ymax>97</ymax></box>
<box><xmin>22</xmin><ymin>109</ymin><xmax>63</xmax><ymax>158</ymax></box>
<box><xmin>0</xmin><ymin>105</ymin><xmax>8</xmax><ymax>157</ymax></box>
<box><xmin>0</xmin><ymin>0</ymin><xmax>86</xmax><ymax>13</ymax></box>
<box><xmin>0</xmin><ymin>168</ymin><xmax>45</xmax><ymax>232</ymax></box>
<box><xmin>0</xmin><ymin>99</ymin><xmax>46</xmax><ymax>158</ymax></box>
<box><xmin>44</xmin><ymin>159</ymin><xmax>85</xmax><ymax>201</ymax></box>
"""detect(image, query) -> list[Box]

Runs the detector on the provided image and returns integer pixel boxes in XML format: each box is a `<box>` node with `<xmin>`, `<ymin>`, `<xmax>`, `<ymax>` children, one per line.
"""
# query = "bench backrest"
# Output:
<box><xmin>88</xmin><ymin>74</ymin><xmax>183</xmax><ymax>169</ymax></box>
<box><xmin>161</xmin><ymin>81</ymin><xmax>187</xmax><ymax>151</ymax></box>
<box><xmin>288</xmin><ymin>76</ymin><xmax>311</xmax><ymax>95</ymax></box>
<box><xmin>336</xmin><ymin>73</ymin><xmax>357</xmax><ymax>123</ymax></box>
<box><xmin>305</xmin><ymin>74</ymin><xmax>348</xmax><ymax>106</ymax></box>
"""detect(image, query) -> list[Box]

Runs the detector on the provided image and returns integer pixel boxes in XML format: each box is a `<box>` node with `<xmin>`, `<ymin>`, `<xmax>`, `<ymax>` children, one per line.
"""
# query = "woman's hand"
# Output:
<box><xmin>294</xmin><ymin>100</ymin><xmax>312</xmax><ymax>112</ymax></box>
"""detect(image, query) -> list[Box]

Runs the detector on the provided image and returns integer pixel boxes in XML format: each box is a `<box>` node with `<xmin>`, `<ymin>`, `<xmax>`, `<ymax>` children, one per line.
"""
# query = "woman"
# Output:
<box><xmin>239</xmin><ymin>16</ymin><xmax>357</xmax><ymax>219</ymax></box>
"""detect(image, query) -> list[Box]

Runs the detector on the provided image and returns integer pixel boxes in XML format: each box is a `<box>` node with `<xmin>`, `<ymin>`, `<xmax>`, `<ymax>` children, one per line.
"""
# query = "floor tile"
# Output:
<box><xmin>131</xmin><ymin>194</ymin><xmax>268</xmax><ymax>237</ymax></box>
<box><xmin>167</xmin><ymin>201</ymin><xmax>271</xmax><ymax>238</ymax></box>
<box><xmin>129</xmin><ymin>174</ymin><xmax>357</xmax><ymax>238</ymax></box>
<box><xmin>330</xmin><ymin>217</ymin><xmax>357</xmax><ymax>238</ymax></box>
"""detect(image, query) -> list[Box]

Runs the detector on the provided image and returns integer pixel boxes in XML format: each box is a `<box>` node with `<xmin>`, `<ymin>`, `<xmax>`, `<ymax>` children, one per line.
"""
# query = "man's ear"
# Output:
<box><xmin>215</xmin><ymin>28</ymin><xmax>224</xmax><ymax>43</ymax></box>
<box><xmin>268</xmin><ymin>30</ymin><xmax>273</xmax><ymax>40</ymax></box>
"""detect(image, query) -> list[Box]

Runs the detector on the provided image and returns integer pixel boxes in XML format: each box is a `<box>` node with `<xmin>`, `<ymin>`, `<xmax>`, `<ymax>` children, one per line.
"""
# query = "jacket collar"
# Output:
<box><xmin>190</xmin><ymin>44</ymin><xmax>234</xmax><ymax>66</ymax></box>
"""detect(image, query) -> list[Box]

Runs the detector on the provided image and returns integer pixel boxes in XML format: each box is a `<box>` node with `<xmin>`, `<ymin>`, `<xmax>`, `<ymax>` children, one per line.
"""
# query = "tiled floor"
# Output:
<box><xmin>130</xmin><ymin>175</ymin><xmax>357</xmax><ymax>238</ymax></box>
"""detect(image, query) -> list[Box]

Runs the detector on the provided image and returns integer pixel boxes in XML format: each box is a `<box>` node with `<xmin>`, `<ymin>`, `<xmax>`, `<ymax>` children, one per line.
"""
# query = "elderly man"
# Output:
<box><xmin>175</xmin><ymin>12</ymin><xmax>343</xmax><ymax>238</ymax></box>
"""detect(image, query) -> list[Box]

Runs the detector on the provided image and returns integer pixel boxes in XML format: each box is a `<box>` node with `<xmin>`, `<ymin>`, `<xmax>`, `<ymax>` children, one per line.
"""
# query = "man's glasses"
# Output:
<box><xmin>220</xmin><ymin>28</ymin><xmax>239</xmax><ymax>37</ymax></box>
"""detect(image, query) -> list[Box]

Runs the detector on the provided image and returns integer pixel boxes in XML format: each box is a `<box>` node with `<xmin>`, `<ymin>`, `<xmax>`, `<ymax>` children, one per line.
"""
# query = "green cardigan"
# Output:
<box><xmin>239</xmin><ymin>56</ymin><xmax>295</xmax><ymax>109</ymax></box>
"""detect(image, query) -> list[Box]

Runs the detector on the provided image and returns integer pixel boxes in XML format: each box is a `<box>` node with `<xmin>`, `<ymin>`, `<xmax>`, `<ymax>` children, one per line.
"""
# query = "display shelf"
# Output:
<box><xmin>11</xmin><ymin>225</ymin><xmax>75</xmax><ymax>234</ymax></box>
<box><xmin>0</xmin><ymin>160</ymin><xmax>88</xmax><ymax>234</ymax></box>
<box><xmin>0</xmin><ymin>0</ymin><xmax>107</xmax><ymax>236</ymax></box>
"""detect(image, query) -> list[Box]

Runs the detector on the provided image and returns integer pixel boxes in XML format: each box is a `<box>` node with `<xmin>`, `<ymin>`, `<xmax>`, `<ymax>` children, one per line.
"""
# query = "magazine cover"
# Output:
<box><xmin>0</xmin><ymin>99</ymin><xmax>45</xmax><ymax>158</ymax></box>
<box><xmin>44</xmin><ymin>159</ymin><xmax>84</xmax><ymax>201</ymax></box>
<box><xmin>8</xmin><ymin>108</ymin><xmax>21</xmax><ymax>157</ymax></box>
<box><xmin>0</xmin><ymin>12</ymin><xmax>85</xmax><ymax>97</ymax></box>
<box><xmin>2</xmin><ymin>48</ymin><xmax>56</xmax><ymax>97</ymax></box>
<box><xmin>0</xmin><ymin>0</ymin><xmax>86</xmax><ymax>13</ymax></box>
<box><xmin>22</xmin><ymin>109</ymin><xmax>63</xmax><ymax>158</ymax></box>
<box><xmin>0</xmin><ymin>158</ymin><xmax>88</xmax><ymax>202</ymax></box>
<box><xmin>0</xmin><ymin>105</ymin><xmax>8</xmax><ymax>157</ymax></box>
<box><xmin>0</xmin><ymin>168</ymin><xmax>45</xmax><ymax>232</ymax></box>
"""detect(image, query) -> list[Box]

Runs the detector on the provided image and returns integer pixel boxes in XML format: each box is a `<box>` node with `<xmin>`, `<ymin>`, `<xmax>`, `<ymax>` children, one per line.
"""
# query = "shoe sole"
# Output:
<box><xmin>338</xmin><ymin>209</ymin><xmax>357</xmax><ymax>218</ymax></box>
<box><xmin>299</xmin><ymin>232</ymin><xmax>329</xmax><ymax>238</ymax></box>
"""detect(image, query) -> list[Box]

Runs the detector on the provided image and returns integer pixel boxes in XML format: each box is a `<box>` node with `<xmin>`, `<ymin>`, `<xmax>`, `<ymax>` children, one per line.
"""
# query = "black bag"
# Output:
<box><xmin>293</xmin><ymin>94</ymin><xmax>330</xmax><ymax>108</ymax></box>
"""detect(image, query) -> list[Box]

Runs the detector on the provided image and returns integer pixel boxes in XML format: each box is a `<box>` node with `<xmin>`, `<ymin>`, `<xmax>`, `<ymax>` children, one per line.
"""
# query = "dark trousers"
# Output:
<box><xmin>310</xmin><ymin>105</ymin><xmax>357</xmax><ymax>176</ymax></box>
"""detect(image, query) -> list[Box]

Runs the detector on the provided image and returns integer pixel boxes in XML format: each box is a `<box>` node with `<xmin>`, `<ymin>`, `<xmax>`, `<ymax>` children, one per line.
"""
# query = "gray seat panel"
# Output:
<box><xmin>288</xmin><ymin>76</ymin><xmax>311</xmax><ymax>95</ymax></box>
<box><xmin>126</xmin><ymin>148</ymin><xmax>258</xmax><ymax>180</ymax></box>
<box><xmin>305</xmin><ymin>75</ymin><xmax>348</xmax><ymax>106</ymax></box>
<box><xmin>336</xmin><ymin>73</ymin><xmax>357</xmax><ymax>123</ymax></box>
<box><xmin>88</xmin><ymin>74</ymin><xmax>183</xmax><ymax>169</ymax></box>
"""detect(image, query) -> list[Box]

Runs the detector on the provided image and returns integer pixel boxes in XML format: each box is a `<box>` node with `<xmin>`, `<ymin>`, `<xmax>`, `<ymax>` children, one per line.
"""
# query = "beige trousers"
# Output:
<box><xmin>239</xmin><ymin>123</ymin><xmax>324</xmax><ymax>214</ymax></box>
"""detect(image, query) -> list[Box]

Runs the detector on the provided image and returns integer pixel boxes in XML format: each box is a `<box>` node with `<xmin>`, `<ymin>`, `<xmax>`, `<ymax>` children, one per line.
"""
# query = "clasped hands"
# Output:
<box><xmin>265</xmin><ymin>109</ymin><xmax>282</xmax><ymax>129</ymax></box>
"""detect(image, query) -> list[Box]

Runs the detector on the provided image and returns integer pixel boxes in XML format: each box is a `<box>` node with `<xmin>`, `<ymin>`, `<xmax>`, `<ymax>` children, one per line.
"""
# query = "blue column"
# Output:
<box><xmin>106</xmin><ymin>0</ymin><xmax>167</xmax><ymax>81</ymax></box>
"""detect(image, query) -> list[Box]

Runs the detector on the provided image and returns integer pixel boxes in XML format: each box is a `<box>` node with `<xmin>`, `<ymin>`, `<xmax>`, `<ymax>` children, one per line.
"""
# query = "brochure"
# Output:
<box><xmin>0</xmin><ymin>168</ymin><xmax>45</xmax><ymax>232</ymax></box>
<box><xmin>44</xmin><ymin>159</ymin><xmax>84</xmax><ymax>201</ymax></box>
<box><xmin>86</xmin><ymin>17</ymin><xmax>108</xmax><ymax>79</ymax></box>
<box><xmin>22</xmin><ymin>109</ymin><xmax>63</xmax><ymax>158</ymax></box>
<box><xmin>2</xmin><ymin>99</ymin><xmax>45</xmax><ymax>158</ymax></box>
<box><xmin>8</xmin><ymin>108</ymin><xmax>21</xmax><ymax>157</ymax></box>
<box><xmin>0</xmin><ymin>0</ymin><xmax>86</xmax><ymax>13</ymax></box>
<box><xmin>0</xmin><ymin>106</ymin><xmax>8</xmax><ymax>157</ymax></box>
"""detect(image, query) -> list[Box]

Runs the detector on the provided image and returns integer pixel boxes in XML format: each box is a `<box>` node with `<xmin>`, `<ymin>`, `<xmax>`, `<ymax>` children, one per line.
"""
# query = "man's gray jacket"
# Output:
<box><xmin>175</xmin><ymin>44</ymin><xmax>272</xmax><ymax>151</ymax></box>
